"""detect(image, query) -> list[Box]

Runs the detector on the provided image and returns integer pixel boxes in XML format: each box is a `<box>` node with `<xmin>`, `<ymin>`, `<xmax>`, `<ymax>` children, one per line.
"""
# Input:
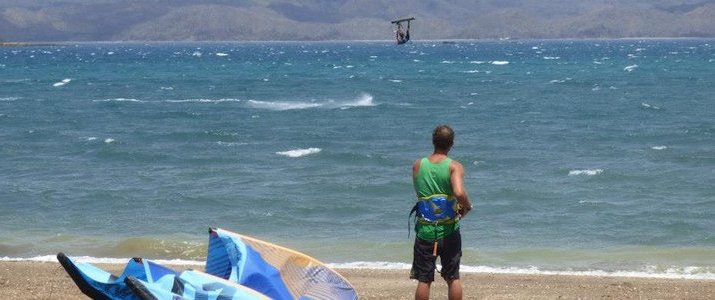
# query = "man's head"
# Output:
<box><xmin>432</xmin><ymin>125</ymin><xmax>454</xmax><ymax>151</ymax></box>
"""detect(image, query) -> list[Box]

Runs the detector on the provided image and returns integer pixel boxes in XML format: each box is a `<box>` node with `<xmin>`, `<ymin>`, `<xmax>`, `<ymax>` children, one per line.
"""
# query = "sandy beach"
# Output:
<box><xmin>0</xmin><ymin>261</ymin><xmax>713</xmax><ymax>299</ymax></box>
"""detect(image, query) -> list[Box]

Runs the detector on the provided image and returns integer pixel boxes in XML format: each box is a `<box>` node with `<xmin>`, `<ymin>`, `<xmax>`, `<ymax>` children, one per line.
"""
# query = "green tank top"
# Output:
<box><xmin>414</xmin><ymin>157</ymin><xmax>453</xmax><ymax>198</ymax></box>
<box><xmin>414</xmin><ymin>157</ymin><xmax>459</xmax><ymax>240</ymax></box>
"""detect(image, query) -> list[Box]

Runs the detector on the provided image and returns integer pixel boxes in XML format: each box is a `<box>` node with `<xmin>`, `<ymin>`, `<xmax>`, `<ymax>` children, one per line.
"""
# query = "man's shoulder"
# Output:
<box><xmin>448</xmin><ymin>158</ymin><xmax>464</xmax><ymax>170</ymax></box>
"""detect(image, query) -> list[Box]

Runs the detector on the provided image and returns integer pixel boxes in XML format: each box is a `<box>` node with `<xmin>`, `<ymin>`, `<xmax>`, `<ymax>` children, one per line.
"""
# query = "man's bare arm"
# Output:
<box><xmin>450</xmin><ymin>161</ymin><xmax>473</xmax><ymax>217</ymax></box>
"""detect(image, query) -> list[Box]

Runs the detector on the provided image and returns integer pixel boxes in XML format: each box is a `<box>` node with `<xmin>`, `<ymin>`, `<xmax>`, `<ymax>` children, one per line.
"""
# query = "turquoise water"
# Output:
<box><xmin>1</xmin><ymin>40</ymin><xmax>713</xmax><ymax>278</ymax></box>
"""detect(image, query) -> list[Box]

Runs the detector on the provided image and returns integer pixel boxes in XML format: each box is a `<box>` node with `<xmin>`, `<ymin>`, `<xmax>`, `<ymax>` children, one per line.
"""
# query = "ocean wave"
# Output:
<box><xmin>624</xmin><ymin>64</ymin><xmax>638</xmax><ymax>72</ymax></box>
<box><xmin>568</xmin><ymin>169</ymin><xmax>603</xmax><ymax>176</ymax></box>
<box><xmin>0</xmin><ymin>255</ymin><xmax>203</xmax><ymax>266</ymax></box>
<box><xmin>276</xmin><ymin>148</ymin><xmax>321</xmax><ymax>158</ymax></box>
<box><xmin>0</xmin><ymin>97</ymin><xmax>20</xmax><ymax>101</ymax></box>
<box><xmin>329</xmin><ymin>262</ymin><xmax>715</xmax><ymax>280</ymax></box>
<box><xmin>641</xmin><ymin>102</ymin><xmax>661</xmax><ymax>110</ymax></box>
<box><xmin>549</xmin><ymin>78</ymin><xmax>572</xmax><ymax>84</ymax></box>
<box><xmin>52</xmin><ymin>78</ymin><xmax>71</xmax><ymax>87</ymax></box>
<box><xmin>247</xmin><ymin>94</ymin><xmax>374</xmax><ymax>111</ymax></box>
<box><xmin>248</xmin><ymin>99</ymin><xmax>322</xmax><ymax>110</ymax></box>
<box><xmin>491</xmin><ymin>61</ymin><xmax>509</xmax><ymax>65</ymax></box>
<box><xmin>3</xmin><ymin>78</ymin><xmax>30</xmax><ymax>83</ymax></box>
<box><xmin>93</xmin><ymin>98</ymin><xmax>144</xmax><ymax>103</ymax></box>
<box><xmin>3</xmin><ymin>256</ymin><xmax>712</xmax><ymax>280</ymax></box>
<box><xmin>166</xmin><ymin>98</ymin><xmax>242</xmax><ymax>103</ymax></box>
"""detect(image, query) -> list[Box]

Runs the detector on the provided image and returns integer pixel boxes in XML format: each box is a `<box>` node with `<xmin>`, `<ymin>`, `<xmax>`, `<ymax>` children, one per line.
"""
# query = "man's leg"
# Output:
<box><xmin>415</xmin><ymin>281</ymin><xmax>431</xmax><ymax>300</ymax></box>
<box><xmin>447</xmin><ymin>279</ymin><xmax>462</xmax><ymax>300</ymax></box>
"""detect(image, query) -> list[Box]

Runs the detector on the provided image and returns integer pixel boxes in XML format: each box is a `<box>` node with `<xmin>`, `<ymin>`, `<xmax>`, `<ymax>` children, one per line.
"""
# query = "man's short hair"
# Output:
<box><xmin>432</xmin><ymin>125</ymin><xmax>454</xmax><ymax>150</ymax></box>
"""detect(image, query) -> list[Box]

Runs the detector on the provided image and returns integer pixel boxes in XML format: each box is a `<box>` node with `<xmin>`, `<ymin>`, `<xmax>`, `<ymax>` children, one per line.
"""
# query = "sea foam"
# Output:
<box><xmin>52</xmin><ymin>78</ymin><xmax>71</xmax><ymax>87</ymax></box>
<box><xmin>624</xmin><ymin>65</ymin><xmax>638</xmax><ymax>72</ymax></box>
<box><xmin>3</xmin><ymin>256</ymin><xmax>712</xmax><ymax>280</ymax></box>
<box><xmin>276</xmin><ymin>148</ymin><xmax>321</xmax><ymax>158</ymax></box>
<box><xmin>568</xmin><ymin>169</ymin><xmax>603</xmax><ymax>176</ymax></box>
<box><xmin>247</xmin><ymin>94</ymin><xmax>374</xmax><ymax>111</ymax></box>
<box><xmin>248</xmin><ymin>100</ymin><xmax>322</xmax><ymax>111</ymax></box>
<box><xmin>327</xmin><ymin>261</ymin><xmax>715</xmax><ymax>280</ymax></box>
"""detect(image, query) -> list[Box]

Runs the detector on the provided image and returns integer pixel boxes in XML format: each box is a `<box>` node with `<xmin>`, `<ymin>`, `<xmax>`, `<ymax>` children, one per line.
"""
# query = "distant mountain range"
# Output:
<box><xmin>1</xmin><ymin>0</ymin><xmax>714</xmax><ymax>42</ymax></box>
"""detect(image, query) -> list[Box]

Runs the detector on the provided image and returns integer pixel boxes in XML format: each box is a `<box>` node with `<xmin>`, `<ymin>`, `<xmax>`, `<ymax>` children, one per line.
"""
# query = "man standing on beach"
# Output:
<box><xmin>411</xmin><ymin>125</ymin><xmax>473</xmax><ymax>300</ymax></box>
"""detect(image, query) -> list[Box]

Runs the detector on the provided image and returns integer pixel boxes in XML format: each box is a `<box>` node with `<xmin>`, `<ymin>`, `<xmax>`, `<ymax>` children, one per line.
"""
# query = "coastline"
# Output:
<box><xmin>0</xmin><ymin>261</ymin><xmax>713</xmax><ymax>299</ymax></box>
<box><xmin>0</xmin><ymin>42</ymin><xmax>58</xmax><ymax>47</ymax></box>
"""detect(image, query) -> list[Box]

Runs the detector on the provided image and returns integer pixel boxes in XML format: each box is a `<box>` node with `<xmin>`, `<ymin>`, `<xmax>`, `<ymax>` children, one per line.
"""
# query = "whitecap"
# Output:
<box><xmin>651</xmin><ymin>145</ymin><xmax>668</xmax><ymax>150</ymax></box>
<box><xmin>192</xmin><ymin>51</ymin><xmax>202</xmax><ymax>57</ymax></box>
<box><xmin>0</xmin><ymin>97</ymin><xmax>20</xmax><ymax>101</ymax></box>
<box><xmin>624</xmin><ymin>64</ymin><xmax>638</xmax><ymax>72</ymax></box>
<box><xmin>339</xmin><ymin>94</ymin><xmax>375</xmax><ymax>108</ymax></box>
<box><xmin>87</xmin><ymin>137</ymin><xmax>98</xmax><ymax>141</ymax></box>
<box><xmin>216</xmin><ymin>141</ymin><xmax>246</xmax><ymax>147</ymax></box>
<box><xmin>53</xmin><ymin>78</ymin><xmax>71</xmax><ymax>87</ymax></box>
<box><xmin>491</xmin><ymin>61</ymin><xmax>509</xmax><ymax>65</ymax></box>
<box><xmin>93</xmin><ymin>98</ymin><xmax>143</xmax><ymax>103</ymax></box>
<box><xmin>641</xmin><ymin>102</ymin><xmax>660</xmax><ymax>110</ymax></box>
<box><xmin>276</xmin><ymin>148</ymin><xmax>321</xmax><ymax>158</ymax></box>
<box><xmin>578</xmin><ymin>200</ymin><xmax>603</xmax><ymax>204</ymax></box>
<box><xmin>104</xmin><ymin>138</ymin><xmax>115</xmax><ymax>144</ymax></box>
<box><xmin>469</xmin><ymin>61</ymin><xmax>485</xmax><ymax>64</ymax></box>
<box><xmin>167</xmin><ymin>98</ymin><xmax>241</xmax><ymax>103</ymax></box>
<box><xmin>160</xmin><ymin>86</ymin><xmax>174</xmax><ymax>90</ymax></box>
<box><xmin>543</xmin><ymin>56</ymin><xmax>560</xmax><ymax>60</ymax></box>
<box><xmin>215</xmin><ymin>53</ymin><xmax>229</xmax><ymax>57</ymax></box>
<box><xmin>568</xmin><ymin>169</ymin><xmax>603</xmax><ymax>176</ymax></box>
<box><xmin>462</xmin><ymin>70</ymin><xmax>480</xmax><ymax>73</ymax></box>
<box><xmin>441</xmin><ymin>60</ymin><xmax>455</xmax><ymax>64</ymax></box>
<box><xmin>389</xmin><ymin>79</ymin><xmax>402</xmax><ymax>83</ymax></box>
<box><xmin>247</xmin><ymin>100</ymin><xmax>322</xmax><ymax>111</ymax></box>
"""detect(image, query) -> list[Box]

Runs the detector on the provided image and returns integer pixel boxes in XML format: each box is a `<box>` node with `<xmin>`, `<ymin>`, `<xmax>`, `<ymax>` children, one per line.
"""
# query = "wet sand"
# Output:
<box><xmin>1</xmin><ymin>261</ymin><xmax>713</xmax><ymax>299</ymax></box>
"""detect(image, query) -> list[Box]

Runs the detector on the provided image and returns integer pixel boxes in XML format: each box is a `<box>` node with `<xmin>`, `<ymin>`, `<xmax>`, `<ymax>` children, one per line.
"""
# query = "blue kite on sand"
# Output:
<box><xmin>57</xmin><ymin>252</ymin><xmax>267</xmax><ymax>300</ymax></box>
<box><xmin>205</xmin><ymin>228</ymin><xmax>358</xmax><ymax>300</ymax></box>
<box><xmin>58</xmin><ymin>228</ymin><xmax>357</xmax><ymax>300</ymax></box>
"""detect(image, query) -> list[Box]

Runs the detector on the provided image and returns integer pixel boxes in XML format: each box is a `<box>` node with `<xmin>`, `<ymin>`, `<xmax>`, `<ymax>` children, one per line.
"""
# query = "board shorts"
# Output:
<box><xmin>409</xmin><ymin>229</ymin><xmax>462</xmax><ymax>283</ymax></box>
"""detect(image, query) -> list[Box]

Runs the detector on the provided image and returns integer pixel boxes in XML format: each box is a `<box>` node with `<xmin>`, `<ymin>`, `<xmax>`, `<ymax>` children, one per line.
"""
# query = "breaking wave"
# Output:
<box><xmin>568</xmin><ymin>169</ymin><xmax>603</xmax><ymax>176</ymax></box>
<box><xmin>247</xmin><ymin>94</ymin><xmax>375</xmax><ymax>111</ymax></box>
<box><xmin>53</xmin><ymin>78</ymin><xmax>71</xmax><ymax>87</ymax></box>
<box><xmin>276</xmin><ymin>148</ymin><xmax>321</xmax><ymax>158</ymax></box>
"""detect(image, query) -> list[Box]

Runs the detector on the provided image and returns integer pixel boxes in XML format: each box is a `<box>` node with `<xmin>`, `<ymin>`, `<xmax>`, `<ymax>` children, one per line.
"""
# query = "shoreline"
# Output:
<box><xmin>0</xmin><ymin>42</ymin><xmax>58</xmax><ymax>47</ymax></box>
<box><xmin>0</xmin><ymin>261</ymin><xmax>713</xmax><ymax>299</ymax></box>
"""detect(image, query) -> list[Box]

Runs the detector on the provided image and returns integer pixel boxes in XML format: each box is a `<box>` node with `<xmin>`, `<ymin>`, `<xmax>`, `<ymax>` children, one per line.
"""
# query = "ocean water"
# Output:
<box><xmin>1</xmin><ymin>40</ymin><xmax>713</xmax><ymax>279</ymax></box>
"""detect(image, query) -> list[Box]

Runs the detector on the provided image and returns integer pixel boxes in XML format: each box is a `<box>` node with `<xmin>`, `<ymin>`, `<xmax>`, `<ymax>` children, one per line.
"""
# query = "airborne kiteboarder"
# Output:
<box><xmin>392</xmin><ymin>17</ymin><xmax>415</xmax><ymax>45</ymax></box>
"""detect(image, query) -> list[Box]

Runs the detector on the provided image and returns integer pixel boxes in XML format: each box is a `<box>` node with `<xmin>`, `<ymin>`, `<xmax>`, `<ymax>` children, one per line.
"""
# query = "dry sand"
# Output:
<box><xmin>0</xmin><ymin>261</ymin><xmax>713</xmax><ymax>299</ymax></box>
